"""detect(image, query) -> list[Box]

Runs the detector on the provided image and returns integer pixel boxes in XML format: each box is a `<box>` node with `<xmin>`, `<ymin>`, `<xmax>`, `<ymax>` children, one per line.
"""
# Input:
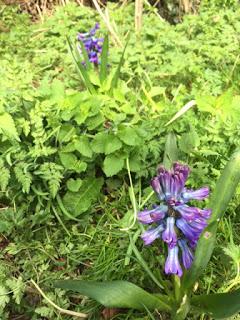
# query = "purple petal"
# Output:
<box><xmin>162</xmin><ymin>217</ymin><xmax>178</xmax><ymax>248</ymax></box>
<box><xmin>176</xmin><ymin>218</ymin><xmax>200</xmax><ymax>241</ymax></box>
<box><xmin>182</xmin><ymin>187</ymin><xmax>210</xmax><ymax>202</ymax></box>
<box><xmin>137</xmin><ymin>205</ymin><xmax>167</xmax><ymax>224</ymax></box>
<box><xmin>165</xmin><ymin>246</ymin><xmax>183</xmax><ymax>277</ymax></box>
<box><xmin>141</xmin><ymin>224</ymin><xmax>165</xmax><ymax>246</ymax></box>
<box><xmin>151</xmin><ymin>177</ymin><xmax>164</xmax><ymax>199</ymax></box>
<box><xmin>178</xmin><ymin>239</ymin><xmax>194</xmax><ymax>269</ymax></box>
<box><xmin>197</xmin><ymin>208</ymin><xmax>212</xmax><ymax>219</ymax></box>
<box><xmin>175</xmin><ymin>205</ymin><xmax>199</xmax><ymax>222</ymax></box>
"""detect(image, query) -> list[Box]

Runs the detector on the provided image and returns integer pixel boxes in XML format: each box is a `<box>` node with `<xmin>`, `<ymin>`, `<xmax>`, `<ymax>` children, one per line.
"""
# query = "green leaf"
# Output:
<box><xmin>66</xmin><ymin>37</ymin><xmax>96</xmax><ymax>94</ymax></box>
<box><xmin>100</xmin><ymin>35</ymin><xmax>109</xmax><ymax>83</ymax></box>
<box><xmin>179</xmin><ymin>128</ymin><xmax>200</xmax><ymax>154</ymax></box>
<box><xmin>163</xmin><ymin>132</ymin><xmax>178</xmax><ymax>170</ymax></box>
<box><xmin>54</xmin><ymin>280</ymin><xmax>171</xmax><ymax>312</ymax></box>
<box><xmin>0</xmin><ymin>112</ymin><xmax>19</xmax><ymax>141</ymax></box>
<box><xmin>118</xmin><ymin>127</ymin><xmax>140</xmax><ymax>146</ymax></box>
<box><xmin>59</xmin><ymin>152</ymin><xmax>87</xmax><ymax>173</ymax></box>
<box><xmin>111</xmin><ymin>34</ymin><xmax>129</xmax><ymax>90</ymax></box>
<box><xmin>75</xmin><ymin>136</ymin><xmax>93</xmax><ymax>158</ymax></box>
<box><xmin>182</xmin><ymin>150</ymin><xmax>240</xmax><ymax>292</ymax></box>
<box><xmin>63</xmin><ymin>177</ymin><xmax>103</xmax><ymax>216</ymax></box>
<box><xmin>191</xmin><ymin>289</ymin><xmax>240</xmax><ymax>319</ymax></box>
<box><xmin>103</xmin><ymin>154</ymin><xmax>124</xmax><ymax>177</ymax></box>
<box><xmin>92</xmin><ymin>133</ymin><xmax>122</xmax><ymax>154</ymax></box>
<box><xmin>66</xmin><ymin>178</ymin><xmax>82</xmax><ymax>192</ymax></box>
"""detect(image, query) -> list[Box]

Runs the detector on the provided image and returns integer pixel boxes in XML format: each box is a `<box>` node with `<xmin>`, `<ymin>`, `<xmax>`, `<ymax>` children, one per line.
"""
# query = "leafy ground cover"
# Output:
<box><xmin>0</xmin><ymin>1</ymin><xmax>240</xmax><ymax>319</ymax></box>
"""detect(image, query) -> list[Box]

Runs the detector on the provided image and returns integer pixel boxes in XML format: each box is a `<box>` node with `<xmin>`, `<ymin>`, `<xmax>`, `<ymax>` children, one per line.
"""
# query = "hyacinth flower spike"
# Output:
<box><xmin>77</xmin><ymin>23</ymin><xmax>103</xmax><ymax>66</ymax></box>
<box><xmin>138</xmin><ymin>162</ymin><xmax>212</xmax><ymax>277</ymax></box>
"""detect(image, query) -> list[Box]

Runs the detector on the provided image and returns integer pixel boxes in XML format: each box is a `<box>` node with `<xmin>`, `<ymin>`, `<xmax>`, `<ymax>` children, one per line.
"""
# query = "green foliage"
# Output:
<box><xmin>1</xmin><ymin>2</ymin><xmax>240</xmax><ymax>319</ymax></box>
<box><xmin>54</xmin><ymin>280</ymin><xmax>171</xmax><ymax>311</ymax></box>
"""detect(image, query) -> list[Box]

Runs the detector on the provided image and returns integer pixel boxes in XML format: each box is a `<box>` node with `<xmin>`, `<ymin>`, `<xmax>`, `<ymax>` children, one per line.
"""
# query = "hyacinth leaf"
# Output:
<box><xmin>110</xmin><ymin>34</ymin><xmax>130</xmax><ymax>90</ymax></box>
<box><xmin>54</xmin><ymin>280</ymin><xmax>171</xmax><ymax>312</ymax></box>
<box><xmin>100</xmin><ymin>35</ymin><xmax>109</xmax><ymax>84</ymax></box>
<box><xmin>182</xmin><ymin>150</ymin><xmax>240</xmax><ymax>292</ymax></box>
<box><xmin>191</xmin><ymin>289</ymin><xmax>240</xmax><ymax>319</ymax></box>
<box><xmin>163</xmin><ymin>132</ymin><xmax>178</xmax><ymax>170</ymax></box>
<box><xmin>78</xmin><ymin>40</ymin><xmax>92</xmax><ymax>71</ymax></box>
<box><xmin>66</xmin><ymin>37</ymin><xmax>96</xmax><ymax>94</ymax></box>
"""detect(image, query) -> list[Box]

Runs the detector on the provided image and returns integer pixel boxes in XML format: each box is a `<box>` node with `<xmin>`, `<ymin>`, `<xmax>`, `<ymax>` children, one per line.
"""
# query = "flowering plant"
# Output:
<box><xmin>67</xmin><ymin>24</ymin><xmax>128</xmax><ymax>95</ymax></box>
<box><xmin>138</xmin><ymin>162</ymin><xmax>211</xmax><ymax>277</ymax></box>
<box><xmin>55</xmin><ymin>139</ymin><xmax>240</xmax><ymax>319</ymax></box>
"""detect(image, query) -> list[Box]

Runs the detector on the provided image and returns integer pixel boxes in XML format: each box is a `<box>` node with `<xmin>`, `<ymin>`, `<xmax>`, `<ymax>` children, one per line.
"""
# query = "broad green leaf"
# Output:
<box><xmin>182</xmin><ymin>150</ymin><xmax>240</xmax><ymax>292</ymax></box>
<box><xmin>54</xmin><ymin>280</ymin><xmax>171</xmax><ymax>312</ymax></box>
<box><xmin>100</xmin><ymin>35</ymin><xmax>109</xmax><ymax>83</ymax></box>
<box><xmin>0</xmin><ymin>112</ymin><xmax>19</xmax><ymax>141</ymax></box>
<box><xmin>59</xmin><ymin>152</ymin><xmax>87</xmax><ymax>173</ymax></box>
<box><xmin>66</xmin><ymin>178</ymin><xmax>82</xmax><ymax>192</ymax></box>
<box><xmin>163</xmin><ymin>132</ymin><xmax>178</xmax><ymax>170</ymax></box>
<box><xmin>191</xmin><ymin>289</ymin><xmax>240</xmax><ymax>319</ymax></box>
<box><xmin>63</xmin><ymin>177</ymin><xmax>103</xmax><ymax>216</ymax></box>
<box><xmin>75</xmin><ymin>136</ymin><xmax>93</xmax><ymax>158</ymax></box>
<box><xmin>103</xmin><ymin>154</ymin><xmax>124</xmax><ymax>177</ymax></box>
<box><xmin>118</xmin><ymin>127</ymin><xmax>140</xmax><ymax>146</ymax></box>
<box><xmin>92</xmin><ymin>132</ymin><xmax>122</xmax><ymax>154</ymax></box>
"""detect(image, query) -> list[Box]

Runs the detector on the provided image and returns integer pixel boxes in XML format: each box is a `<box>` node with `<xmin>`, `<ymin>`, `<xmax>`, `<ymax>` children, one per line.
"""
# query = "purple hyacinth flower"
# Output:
<box><xmin>175</xmin><ymin>205</ymin><xmax>199</xmax><ymax>222</ymax></box>
<box><xmin>178</xmin><ymin>239</ymin><xmax>193</xmax><ymax>269</ymax></box>
<box><xmin>182</xmin><ymin>187</ymin><xmax>209</xmax><ymax>202</ymax></box>
<box><xmin>165</xmin><ymin>246</ymin><xmax>183</xmax><ymax>277</ymax></box>
<box><xmin>162</xmin><ymin>217</ymin><xmax>178</xmax><ymax>248</ymax></box>
<box><xmin>141</xmin><ymin>224</ymin><xmax>165</xmax><ymax>246</ymax></box>
<box><xmin>176</xmin><ymin>218</ymin><xmax>200</xmax><ymax>241</ymax></box>
<box><xmin>138</xmin><ymin>205</ymin><xmax>167</xmax><ymax>224</ymax></box>
<box><xmin>138</xmin><ymin>162</ymin><xmax>212</xmax><ymax>276</ymax></box>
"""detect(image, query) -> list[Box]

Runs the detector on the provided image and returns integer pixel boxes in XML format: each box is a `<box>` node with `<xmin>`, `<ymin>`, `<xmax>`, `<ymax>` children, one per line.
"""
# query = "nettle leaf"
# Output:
<box><xmin>75</xmin><ymin>136</ymin><xmax>93</xmax><ymax>158</ymax></box>
<box><xmin>118</xmin><ymin>127</ymin><xmax>141</xmax><ymax>146</ymax></box>
<box><xmin>191</xmin><ymin>289</ymin><xmax>240</xmax><ymax>319</ymax></box>
<box><xmin>0</xmin><ymin>112</ymin><xmax>19</xmax><ymax>141</ymax></box>
<box><xmin>63</xmin><ymin>177</ymin><xmax>103</xmax><ymax>216</ymax></box>
<box><xmin>59</xmin><ymin>152</ymin><xmax>87</xmax><ymax>173</ymax></box>
<box><xmin>103</xmin><ymin>154</ymin><xmax>125</xmax><ymax>177</ymax></box>
<box><xmin>66</xmin><ymin>178</ymin><xmax>82</xmax><ymax>192</ymax></box>
<box><xmin>54</xmin><ymin>280</ymin><xmax>170</xmax><ymax>312</ymax></box>
<box><xmin>92</xmin><ymin>132</ymin><xmax>122</xmax><ymax>155</ymax></box>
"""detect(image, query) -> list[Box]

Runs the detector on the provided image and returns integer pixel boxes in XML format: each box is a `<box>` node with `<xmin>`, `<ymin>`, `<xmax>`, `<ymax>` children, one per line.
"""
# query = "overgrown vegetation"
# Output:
<box><xmin>0</xmin><ymin>1</ymin><xmax>240</xmax><ymax>319</ymax></box>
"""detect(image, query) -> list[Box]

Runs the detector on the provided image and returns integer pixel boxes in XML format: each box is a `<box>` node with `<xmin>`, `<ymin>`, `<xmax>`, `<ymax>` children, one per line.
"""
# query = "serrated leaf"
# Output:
<box><xmin>118</xmin><ymin>127</ymin><xmax>140</xmax><ymax>146</ymax></box>
<box><xmin>75</xmin><ymin>136</ymin><xmax>92</xmax><ymax>158</ymax></box>
<box><xmin>92</xmin><ymin>133</ymin><xmax>122</xmax><ymax>154</ymax></box>
<box><xmin>54</xmin><ymin>280</ymin><xmax>170</xmax><ymax>312</ymax></box>
<box><xmin>103</xmin><ymin>154</ymin><xmax>124</xmax><ymax>177</ymax></box>
<box><xmin>63</xmin><ymin>177</ymin><xmax>103</xmax><ymax>216</ymax></box>
<box><xmin>0</xmin><ymin>112</ymin><xmax>19</xmax><ymax>141</ymax></box>
<box><xmin>66</xmin><ymin>178</ymin><xmax>82</xmax><ymax>192</ymax></box>
<box><xmin>0</xmin><ymin>286</ymin><xmax>10</xmax><ymax>311</ymax></box>
<box><xmin>191</xmin><ymin>289</ymin><xmax>240</xmax><ymax>319</ymax></box>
